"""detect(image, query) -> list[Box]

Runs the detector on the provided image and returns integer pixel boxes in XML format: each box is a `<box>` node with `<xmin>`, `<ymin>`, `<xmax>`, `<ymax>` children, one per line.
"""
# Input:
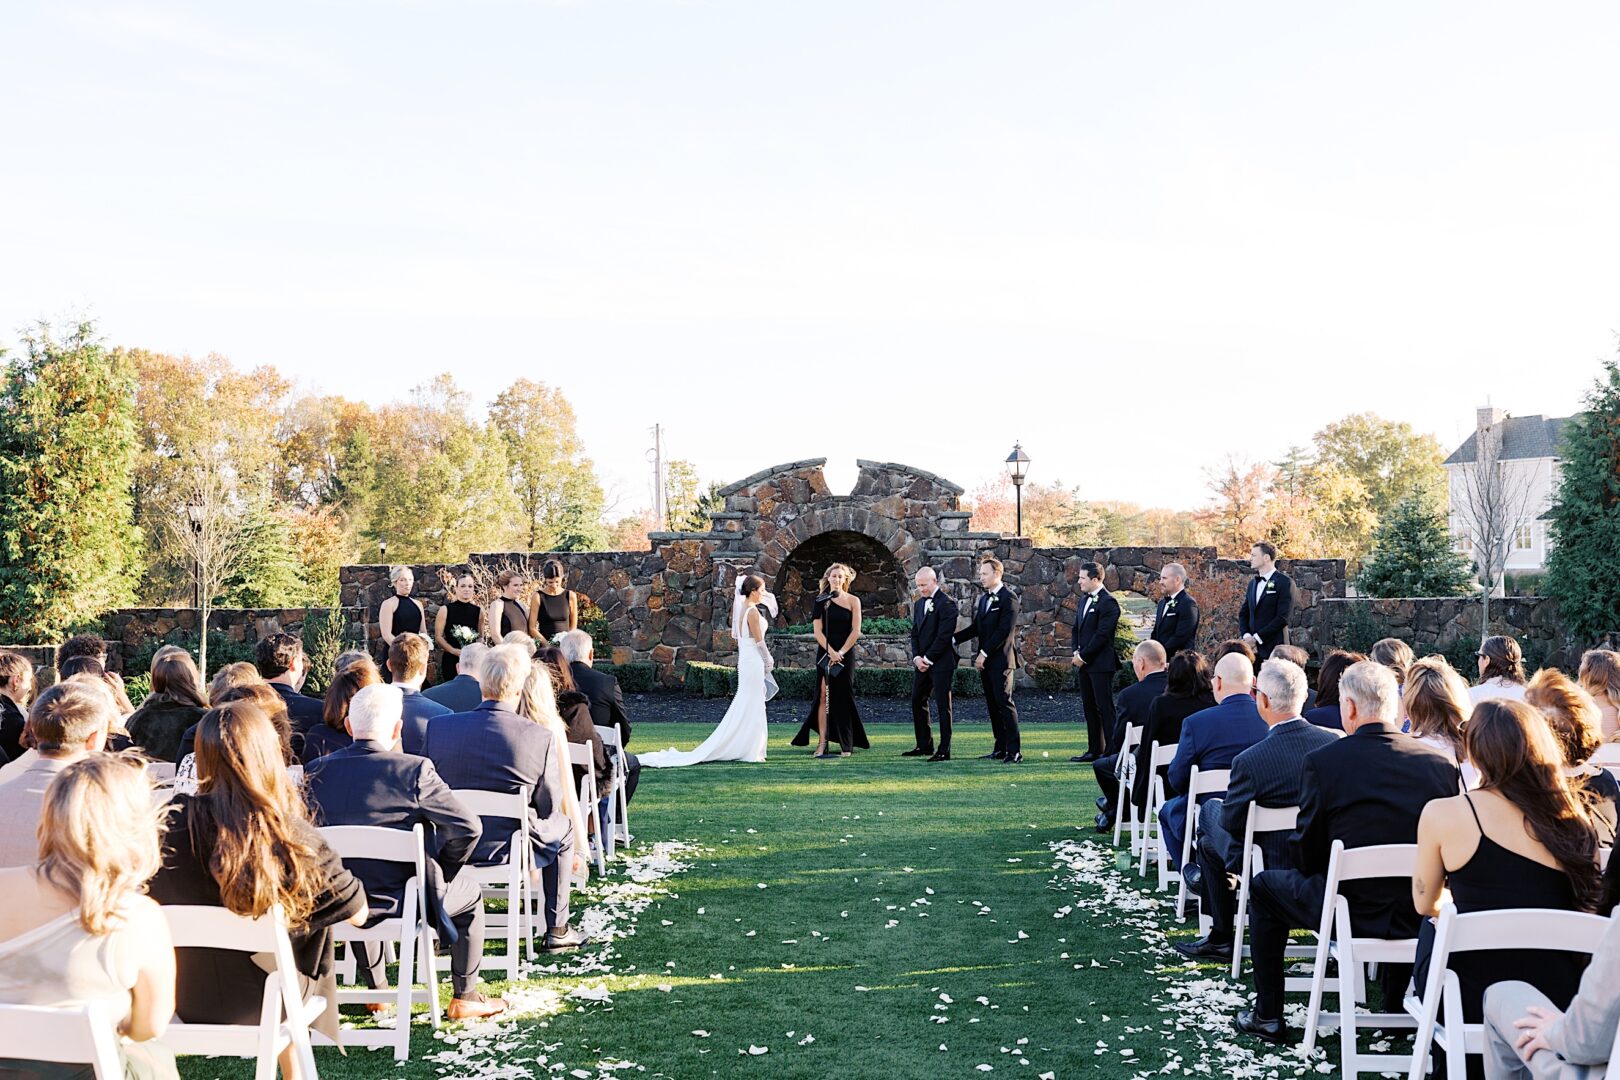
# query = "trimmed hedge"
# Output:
<box><xmin>681</xmin><ymin>661</ymin><xmax>987</xmax><ymax>699</ymax></box>
<box><xmin>595</xmin><ymin>661</ymin><xmax>655</xmax><ymax>693</ymax></box>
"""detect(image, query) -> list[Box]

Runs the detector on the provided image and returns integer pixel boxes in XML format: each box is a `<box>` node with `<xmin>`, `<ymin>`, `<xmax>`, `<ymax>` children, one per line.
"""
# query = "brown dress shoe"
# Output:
<box><xmin>448</xmin><ymin>995</ymin><xmax>510</xmax><ymax>1020</ymax></box>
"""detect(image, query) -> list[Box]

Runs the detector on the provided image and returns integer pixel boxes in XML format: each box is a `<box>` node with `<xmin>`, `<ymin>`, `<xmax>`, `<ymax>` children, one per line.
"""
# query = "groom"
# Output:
<box><xmin>953</xmin><ymin>555</ymin><xmax>1022</xmax><ymax>764</ymax></box>
<box><xmin>905</xmin><ymin>566</ymin><xmax>959</xmax><ymax>762</ymax></box>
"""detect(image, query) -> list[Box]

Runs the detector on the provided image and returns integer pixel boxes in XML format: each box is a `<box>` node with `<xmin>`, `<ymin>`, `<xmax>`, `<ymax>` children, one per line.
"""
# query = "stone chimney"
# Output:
<box><xmin>1476</xmin><ymin>406</ymin><xmax>1506</xmax><ymax>431</ymax></box>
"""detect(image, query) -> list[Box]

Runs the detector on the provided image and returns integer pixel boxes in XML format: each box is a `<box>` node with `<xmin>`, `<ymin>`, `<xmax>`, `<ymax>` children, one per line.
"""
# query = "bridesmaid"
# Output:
<box><xmin>792</xmin><ymin>563</ymin><xmax>869</xmax><ymax>758</ymax></box>
<box><xmin>434</xmin><ymin>573</ymin><xmax>485</xmax><ymax>682</ymax></box>
<box><xmin>377</xmin><ymin>566</ymin><xmax>424</xmax><ymax>682</ymax></box>
<box><xmin>529</xmin><ymin>559</ymin><xmax>579</xmax><ymax>644</ymax></box>
<box><xmin>487</xmin><ymin>570</ymin><xmax>530</xmax><ymax>641</ymax></box>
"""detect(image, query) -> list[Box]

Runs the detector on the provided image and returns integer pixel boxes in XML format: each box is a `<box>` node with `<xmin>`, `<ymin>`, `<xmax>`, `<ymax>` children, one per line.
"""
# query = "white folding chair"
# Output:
<box><xmin>1590</xmin><ymin>744</ymin><xmax>1620</xmax><ymax>766</ymax></box>
<box><xmin>1138</xmin><ymin>742</ymin><xmax>1179</xmax><ymax>887</ymax></box>
<box><xmin>1175</xmin><ymin>766</ymin><xmax>1231</xmax><ymax>922</ymax></box>
<box><xmin>1300</xmin><ymin>841</ymin><xmax>1422</xmax><ymax>1077</ymax></box>
<box><xmin>1113</xmin><ymin>723</ymin><xmax>1143</xmax><ymax>849</ymax></box>
<box><xmin>450</xmin><ymin>787</ymin><xmax>532</xmax><ymax>976</ymax></box>
<box><xmin>1603</xmin><ymin>846</ymin><xmax>1613</xmax><ymax>873</ymax></box>
<box><xmin>568</xmin><ymin>742</ymin><xmax>607</xmax><ymax>876</ymax></box>
<box><xmin>145</xmin><ymin>761</ymin><xmax>177</xmax><ymax>783</ymax></box>
<box><xmin>596</xmin><ymin>723</ymin><xmax>631</xmax><ymax>850</ymax></box>
<box><xmin>1230</xmin><ymin>803</ymin><xmax>1302</xmax><ymax>979</ymax></box>
<box><xmin>158</xmin><ymin>904</ymin><xmax>323</xmax><ymax>1080</ymax></box>
<box><xmin>1406</xmin><ymin>904</ymin><xmax>1610</xmax><ymax>1080</ymax></box>
<box><xmin>317</xmin><ymin>824</ymin><xmax>442</xmax><ymax>1059</ymax></box>
<box><xmin>0</xmin><ymin>1002</ymin><xmax>124</xmax><ymax>1080</ymax></box>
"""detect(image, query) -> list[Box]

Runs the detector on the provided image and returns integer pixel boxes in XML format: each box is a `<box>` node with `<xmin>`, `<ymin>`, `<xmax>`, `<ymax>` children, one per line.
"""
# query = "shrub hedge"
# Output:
<box><xmin>595</xmin><ymin>661</ymin><xmax>655</xmax><ymax>693</ymax></box>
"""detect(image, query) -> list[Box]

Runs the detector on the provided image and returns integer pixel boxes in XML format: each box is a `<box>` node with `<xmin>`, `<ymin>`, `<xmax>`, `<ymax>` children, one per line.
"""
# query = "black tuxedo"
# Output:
<box><xmin>1092</xmin><ymin>669</ymin><xmax>1166</xmax><ymax>815</ymax></box>
<box><xmin>1237</xmin><ymin>570</ymin><xmax>1293</xmax><ymax>660</ymax></box>
<box><xmin>304</xmin><ymin>741</ymin><xmax>487</xmax><ymax>997</ymax></box>
<box><xmin>953</xmin><ymin>584</ymin><xmax>1021</xmax><ymax>755</ymax></box>
<box><xmin>1071</xmin><ymin>588</ymin><xmax>1121</xmax><ymax>756</ymax></box>
<box><xmin>1150</xmin><ymin>590</ymin><xmax>1200</xmax><ymax>658</ymax></box>
<box><xmin>1246</xmin><ymin>723</ymin><xmax>1458</xmax><ymax>1018</ymax></box>
<box><xmin>909</xmin><ymin>590</ymin><xmax>960</xmax><ymax>753</ymax></box>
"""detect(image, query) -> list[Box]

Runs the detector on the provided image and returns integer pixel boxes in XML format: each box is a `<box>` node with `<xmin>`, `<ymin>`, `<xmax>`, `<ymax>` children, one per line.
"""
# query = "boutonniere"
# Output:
<box><xmin>1265</xmin><ymin>582</ymin><xmax>1277</xmax><ymax>593</ymax></box>
<box><xmin>924</xmin><ymin>599</ymin><xmax>934</xmax><ymax>614</ymax></box>
<box><xmin>1165</xmin><ymin>599</ymin><xmax>1177</xmax><ymax>613</ymax></box>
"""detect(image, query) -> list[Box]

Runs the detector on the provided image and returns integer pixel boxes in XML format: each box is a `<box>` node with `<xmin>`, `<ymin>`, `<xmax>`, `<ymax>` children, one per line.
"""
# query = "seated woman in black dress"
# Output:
<box><xmin>148</xmin><ymin>701</ymin><xmax>365</xmax><ymax>1080</ymax></box>
<box><xmin>529</xmin><ymin>559</ymin><xmax>579</xmax><ymax>644</ymax></box>
<box><xmin>1527</xmin><ymin>667</ymin><xmax>1620</xmax><ymax>832</ymax></box>
<box><xmin>1412</xmin><ymin>699</ymin><xmax>1603</xmax><ymax>1074</ymax></box>
<box><xmin>791</xmin><ymin>563</ymin><xmax>869</xmax><ymax>758</ymax></box>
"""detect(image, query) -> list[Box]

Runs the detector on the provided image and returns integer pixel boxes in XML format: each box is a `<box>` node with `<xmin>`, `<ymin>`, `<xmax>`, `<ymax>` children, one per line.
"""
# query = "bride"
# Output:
<box><xmin>640</xmin><ymin>573</ymin><xmax>777</xmax><ymax>767</ymax></box>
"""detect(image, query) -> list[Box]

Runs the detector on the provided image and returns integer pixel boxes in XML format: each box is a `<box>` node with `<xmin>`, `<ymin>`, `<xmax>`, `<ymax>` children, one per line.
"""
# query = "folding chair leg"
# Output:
<box><xmin>421</xmin><ymin>924</ymin><xmax>442</xmax><ymax>1029</ymax></box>
<box><xmin>394</xmin><ymin>922</ymin><xmax>416</xmax><ymax>1061</ymax></box>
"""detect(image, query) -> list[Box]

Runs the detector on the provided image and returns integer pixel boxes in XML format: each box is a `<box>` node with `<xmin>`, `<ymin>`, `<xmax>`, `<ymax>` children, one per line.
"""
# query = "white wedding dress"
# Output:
<box><xmin>640</xmin><ymin>584</ymin><xmax>777</xmax><ymax>768</ymax></box>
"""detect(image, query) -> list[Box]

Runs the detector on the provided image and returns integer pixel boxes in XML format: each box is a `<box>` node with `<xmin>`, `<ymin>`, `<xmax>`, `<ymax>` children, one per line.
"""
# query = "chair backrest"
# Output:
<box><xmin>1325</xmin><ymin>839</ymin><xmax>1420</xmax><ymax>886</ymax></box>
<box><xmin>146</xmin><ymin>762</ymin><xmax>177</xmax><ymax>782</ymax></box>
<box><xmin>0</xmin><ymin>1002</ymin><xmax>124</xmax><ymax>1079</ymax></box>
<box><xmin>595</xmin><ymin>724</ymin><xmax>622</xmax><ymax>751</ymax></box>
<box><xmin>566</xmin><ymin>743</ymin><xmax>592</xmax><ymax>771</ymax></box>
<box><xmin>1119</xmin><ymin>723</ymin><xmax>1142</xmax><ymax>756</ymax></box>
<box><xmin>1441</xmin><ymin>905</ymin><xmax>1611</xmax><ymax>956</ymax></box>
<box><xmin>1590</xmin><ymin>743</ymin><xmax>1620</xmax><ymax>766</ymax></box>
<box><xmin>1188</xmin><ymin>767</ymin><xmax>1230</xmax><ymax>800</ymax></box>
<box><xmin>1603</xmin><ymin>846</ymin><xmax>1613</xmax><ymax>873</ymax></box>
<box><xmin>1250</xmin><ymin>804</ymin><xmax>1300</xmax><ymax>834</ymax></box>
<box><xmin>320</xmin><ymin>823</ymin><xmax>425</xmax><ymax>871</ymax></box>
<box><xmin>450</xmin><ymin>787</ymin><xmax>530</xmax><ymax>818</ymax></box>
<box><xmin>161</xmin><ymin>903</ymin><xmax>306</xmax><ymax>1019</ymax></box>
<box><xmin>1149</xmin><ymin>742</ymin><xmax>1177</xmax><ymax>769</ymax></box>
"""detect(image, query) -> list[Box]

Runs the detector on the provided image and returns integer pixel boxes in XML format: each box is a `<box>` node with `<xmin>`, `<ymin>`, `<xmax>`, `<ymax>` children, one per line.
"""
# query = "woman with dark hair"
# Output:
<box><xmin>1471</xmin><ymin>634</ymin><xmax>1528</xmax><ymax>706</ymax></box>
<box><xmin>529</xmin><ymin>559</ymin><xmax>579</xmax><ymax>644</ymax></box>
<box><xmin>1526</xmin><ymin>667</ymin><xmax>1620</xmax><ymax>829</ymax></box>
<box><xmin>488</xmin><ymin>570</ymin><xmax>530</xmax><ymax>641</ymax></box>
<box><xmin>147</xmin><ymin>702</ymin><xmax>366</xmax><ymax>1080</ymax></box>
<box><xmin>1215</xmin><ymin>638</ymin><xmax>1256</xmax><ymax>668</ymax></box>
<box><xmin>126</xmin><ymin>650</ymin><xmax>209</xmax><ymax>762</ymax></box>
<box><xmin>434</xmin><ymin>572</ymin><xmax>485</xmax><ymax>683</ymax></box>
<box><xmin>537</xmin><ymin>646</ymin><xmax>609</xmax><ymax>794</ymax></box>
<box><xmin>1303</xmin><ymin>649</ymin><xmax>1366</xmax><ymax>731</ymax></box>
<box><xmin>1412</xmin><ymin>699</ymin><xmax>1602</xmax><ymax>1066</ymax></box>
<box><xmin>1129</xmin><ymin>650</ymin><xmax>1217</xmax><ymax>814</ymax></box>
<box><xmin>298</xmin><ymin>658</ymin><xmax>380</xmax><ymax>764</ymax></box>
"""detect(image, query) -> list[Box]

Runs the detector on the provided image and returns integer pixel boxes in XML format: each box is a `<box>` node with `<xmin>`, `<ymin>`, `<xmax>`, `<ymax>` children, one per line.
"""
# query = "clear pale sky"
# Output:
<box><xmin>4</xmin><ymin>2</ymin><xmax>1618</xmax><ymax>514</ymax></box>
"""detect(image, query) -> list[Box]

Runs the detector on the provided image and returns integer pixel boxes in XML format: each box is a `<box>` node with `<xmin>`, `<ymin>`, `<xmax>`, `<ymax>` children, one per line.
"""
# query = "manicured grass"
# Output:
<box><xmin>177</xmin><ymin>723</ymin><xmax>1321</xmax><ymax>1079</ymax></box>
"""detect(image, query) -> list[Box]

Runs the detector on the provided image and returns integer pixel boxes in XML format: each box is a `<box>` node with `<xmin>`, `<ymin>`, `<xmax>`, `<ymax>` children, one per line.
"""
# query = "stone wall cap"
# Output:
<box><xmin>717</xmin><ymin>459</ymin><xmax>830</xmax><ymax>497</ymax></box>
<box><xmin>854</xmin><ymin>459</ymin><xmax>966</xmax><ymax>496</ymax></box>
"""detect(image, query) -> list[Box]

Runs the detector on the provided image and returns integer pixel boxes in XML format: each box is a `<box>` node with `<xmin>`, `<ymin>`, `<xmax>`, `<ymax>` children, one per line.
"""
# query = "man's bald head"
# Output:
<box><xmin>1212</xmin><ymin>652</ymin><xmax>1255</xmax><ymax>701</ymax></box>
<box><xmin>914</xmin><ymin>566</ymin><xmax>939</xmax><ymax>597</ymax></box>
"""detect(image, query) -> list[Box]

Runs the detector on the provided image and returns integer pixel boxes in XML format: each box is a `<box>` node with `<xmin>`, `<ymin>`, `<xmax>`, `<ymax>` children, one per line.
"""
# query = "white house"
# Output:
<box><xmin>1443</xmin><ymin>406</ymin><xmax>1571</xmax><ymax>575</ymax></box>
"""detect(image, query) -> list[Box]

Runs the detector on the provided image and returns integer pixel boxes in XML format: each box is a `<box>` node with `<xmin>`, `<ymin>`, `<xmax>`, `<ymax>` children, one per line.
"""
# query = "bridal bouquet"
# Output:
<box><xmin>449</xmin><ymin>624</ymin><xmax>479</xmax><ymax>647</ymax></box>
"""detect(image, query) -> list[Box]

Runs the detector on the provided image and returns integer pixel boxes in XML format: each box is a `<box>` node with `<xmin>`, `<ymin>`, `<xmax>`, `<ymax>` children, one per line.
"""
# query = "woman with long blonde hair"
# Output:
<box><xmin>0</xmin><ymin>755</ymin><xmax>179</xmax><ymax>1079</ymax></box>
<box><xmin>517</xmin><ymin>664</ymin><xmax>591</xmax><ymax>882</ymax></box>
<box><xmin>1404</xmin><ymin>655</ymin><xmax>1477</xmax><ymax>787</ymax></box>
<box><xmin>791</xmin><ymin>562</ymin><xmax>868</xmax><ymax>757</ymax></box>
<box><xmin>1578</xmin><ymin>648</ymin><xmax>1620</xmax><ymax>740</ymax></box>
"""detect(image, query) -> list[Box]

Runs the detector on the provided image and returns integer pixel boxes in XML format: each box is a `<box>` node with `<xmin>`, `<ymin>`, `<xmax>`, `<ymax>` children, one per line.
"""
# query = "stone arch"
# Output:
<box><xmin>776</xmin><ymin>531</ymin><xmax>910</xmax><ymax>624</ymax></box>
<box><xmin>748</xmin><ymin>506</ymin><xmax>928</xmax><ymax>625</ymax></box>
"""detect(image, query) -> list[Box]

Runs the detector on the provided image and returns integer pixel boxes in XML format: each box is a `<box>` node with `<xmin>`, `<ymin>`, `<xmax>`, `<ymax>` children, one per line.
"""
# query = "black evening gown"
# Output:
<box><xmin>439</xmin><ymin>600</ymin><xmax>482</xmax><ymax>681</ymax></box>
<box><xmin>533</xmin><ymin>589</ymin><xmax>573</xmax><ymax>642</ymax></box>
<box><xmin>380</xmin><ymin>595</ymin><xmax>423</xmax><ymax>682</ymax></box>
<box><xmin>791</xmin><ymin>595</ymin><xmax>869</xmax><ymax>751</ymax></box>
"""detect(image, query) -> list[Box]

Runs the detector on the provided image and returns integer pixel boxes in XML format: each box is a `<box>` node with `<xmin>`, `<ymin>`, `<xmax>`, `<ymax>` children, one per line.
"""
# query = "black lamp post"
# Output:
<box><xmin>186</xmin><ymin>502</ymin><xmax>204</xmax><ymax>608</ymax></box>
<box><xmin>1006</xmin><ymin>442</ymin><xmax>1031</xmax><ymax>537</ymax></box>
<box><xmin>379</xmin><ymin>540</ymin><xmax>388</xmax><ymax>563</ymax></box>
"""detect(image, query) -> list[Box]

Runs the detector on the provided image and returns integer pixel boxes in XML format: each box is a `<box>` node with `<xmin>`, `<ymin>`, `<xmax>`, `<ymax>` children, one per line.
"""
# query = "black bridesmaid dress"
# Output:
<box><xmin>791</xmin><ymin>594</ymin><xmax>869</xmax><ymax>753</ymax></box>
<box><xmin>439</xmin><ymin>599</ymin><xmax>482</xmax><ymax>681</ymax></box>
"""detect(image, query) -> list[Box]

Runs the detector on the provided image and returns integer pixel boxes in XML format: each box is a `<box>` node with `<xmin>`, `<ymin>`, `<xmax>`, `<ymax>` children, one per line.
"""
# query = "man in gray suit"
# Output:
<box><xmin>1483</xmin><ymin>910</ymin><xmax>1620</xmax><ymax>1079</ymax></box>
<box><xmin>1175</xmin><ymin>657</ymin><xmax>1340</xmax><ymax>960</ymax></box>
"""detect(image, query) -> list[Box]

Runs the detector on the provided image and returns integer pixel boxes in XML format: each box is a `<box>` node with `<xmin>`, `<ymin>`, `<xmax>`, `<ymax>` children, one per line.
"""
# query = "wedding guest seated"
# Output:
<box><xmin>516</xmin><ymin>661</ymin><xmax>591</xmax><ymax>876</ymax></box>
<box><xmin>1234</xmin><ymin>660</ymin><xmax>1458</xmax><ymax>1045</ymax></box>
<box><xmin>207</xmin><ymin>661</ymin><xmax>261</xmax><ymax>702</ymax></box>
<box><xmin>333</xmin><ymin>649</ymin><xmax>370</xmax><ymax>674</ymax></box>
<box><xmin>0</xmin><ymin>650</ymin><xmax>34</xmax><ymax>761</ymax></box>
<box><xmin>1303</xmin><ymin>649</ymin><xmax>1366</xmax><ymax>731</ymax></box>
<box><xmin>1270</xmin><ymin>645</ymin><xmax>1317</xmax><ymax>711</ymax></box>
<box><xmin>300</xmin><ymin>658</ymin><xmax>380</xmax><ymax>764</ymax></box>
<box><xmin>1526</xmin><ymin>668</ymin><xmax>1620</xmax><ymax>828</ymax></box>
<box><xmin>147</xmin><ymin>701</ymin><xmax>366</xmax><ymax>1080</ymax></box>
<box><xmin>0</xmin><ymin>683</ymin><xmax>114</xmax><ymax>868</ymax></box>
<box><xmin>1128</xmin><ymin>651</ymin><xmax>1215</xmax><ymax>818</ymax></box>
<box><xmin>1370</xmin><ymin>637</ymin><xmax>1415</xmax><ymax>689</ymax></box>
<box><xmin>1472</xmin><ymin>634</ymin><xmax>1529</xmax><ymax>706</ymax></box>
<box><xmin>125</xmin><ymin>649</ymin><xmax>208</xmax><ymax>763</ymax></box>
<box><xmin>1176</xmin><ymin>658</ymin><xmax>1340</xmax><ymax>960</ymax></box>
<box><xmin>538</xmin><ymin>647</ymin><xmax>610</xmax><ymax>799</ymax></box>
<box><xmin>1578</xmin><ymin>648</ymin><xmax>1620</xmax><ymax>741</ymax></box>
<box><xmin>386</xmin><ymin>633</ymin><xmax>450</xmax><ymax>755</ymax></box>
<box><xmin>1406</xmin><ymin>655</ymin><xmax>1477</xmax><ymax>787</ymax></box>
<box><xmin>1483</xmin><ymin>905</ymin><xmax>1620</xmax><ymax>1079</ymax></box>
<box><xmin>1160</xmin><ymin>653</ymin><xmax>1267</xmax><ymax>870</ymax></box>
<box><xmin>1412</xmin><ymin>699</ymin><xmax>1602</xmax><ymax>1069</ymax></box>
<box><xmin>1217</xmin><ymin>638</ymin><xmax>1257</xmax><ymax>669</ymax></box>
<box><xmin>1093</xmin><ymin>641</ymin><xmax>1167</xmax><ymax>833</ymax></box>
<box><xmin>58</xmin><ymin>656</ymin><xmax>136</xmax><ymax>725</ymax></box>
<box><xmin>423</xmin><ymin>643</ymin><xmax>488</xmax><ymax>713</ymax></box>
<box><xmin>303</xmin><ymin>684</ymin><xmax>507</xmax><ymax>1020</ymax></box>
<box><xmin>559</xmin><ymin>630</ymin><xmax>640</xmax><ymax>804</ymax></box>
<box><xmin>423</xmin><ymin>644</ymin><xmax>588</xmax><ymax>952</ymax></box>
<box><xmin>0</xmin><ymin>755</ymin><xmax>179</xmax><ymax>1080</ymax></box>
<box><xmin>255</xmin><ymin>632</ymin><xmax>324</xmax><ymax>739</ymax></box>
<box><xmin>174</xmin><ymin>678</ymin><xmax>296</xmax><ymax>784</ymax></box>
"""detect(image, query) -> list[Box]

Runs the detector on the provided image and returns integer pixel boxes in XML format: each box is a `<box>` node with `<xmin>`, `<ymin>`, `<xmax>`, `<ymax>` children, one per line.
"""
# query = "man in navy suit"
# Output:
<box><xmin>906</xmin><ymin>567</ymin><xmax>961</xmax><ymax>761</ymax></box>
<box><xmin>1161</xmin><ymin>653</ymin><xmax>1268</xmax><ymax>870</ymax></box>
<box><xmin>1233</xmin><ymin>661</ymin><xmax>1458</xmax><ymax>1045</ymax></box>
<box><xmin>1237</xmin><ymin>542</ymin><xmax>1293</xmax><ymax>662</ymax></box>
<box><xmin>953</xmin><ymin>555</ymin><xmax>1022</xmax><ymax>763</ymax></box>
<box><xmin>304</xmin><ymin>684</ymin><xmax>508</xmax><ymax>1019</ymax></box>
<box><xmin>387</xmin><ymin>634</ymin><xmax>450</xmax><ymax>755</ymax></box>
<box><xmin>1174</xmin><ymin>658</ymin><xmax>1341</xmax><ymax>960</ymax></box>
<box><xmin>1069</xmin><ymin>561</ymin><xmax>1120</xmax><ymax>763</ymax></box>
<box><xmin>256</xmin><ymin>633</ymin><xmax>324</xmax><ymax>748</ymax></box>
<box><xmin>422</xmin><ymin>644</ymin><xmax>587</xmax><ymax>952</ymax></box>
<box><xmin>1150</xmin><ymin>562</ymin><xmax>1200</xmax><ymax>659</ymax></box>
<box><xmin>1092</xmin><ymin>641</ymin><xmax>1168</xmax><ymax>831</ymax></box>
<box><xmin>423</xmin><ymin>643</ymin><xmax>487</xmax><ymax>713</ymax></box>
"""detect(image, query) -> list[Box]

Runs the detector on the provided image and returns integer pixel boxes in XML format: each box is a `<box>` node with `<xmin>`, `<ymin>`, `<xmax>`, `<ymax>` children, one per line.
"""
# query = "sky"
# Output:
<box><xmin>4</xmin><ymin>2</ymin><xmax>1619</xmax><ymax>515</ymax></box>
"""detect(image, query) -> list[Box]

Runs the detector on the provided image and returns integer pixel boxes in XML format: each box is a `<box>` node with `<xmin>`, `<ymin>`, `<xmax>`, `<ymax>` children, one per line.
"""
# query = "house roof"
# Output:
<box><xmin>1444</xmin><ymin>414</ymin><xmax>1573</xmax><ymax>465</ymax></box>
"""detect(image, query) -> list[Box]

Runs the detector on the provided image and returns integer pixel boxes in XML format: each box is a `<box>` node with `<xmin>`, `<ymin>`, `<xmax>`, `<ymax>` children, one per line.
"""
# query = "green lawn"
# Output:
<box><xmin>180</xmin><ymin>723</ymin><xmax>1338</xmax><ymax>1079</ymax></box>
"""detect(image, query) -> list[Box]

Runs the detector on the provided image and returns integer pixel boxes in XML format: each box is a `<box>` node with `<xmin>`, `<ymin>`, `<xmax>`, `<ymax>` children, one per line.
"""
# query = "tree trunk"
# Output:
<box><xmin>198</xmin><ymin>602</ymin><xmax>209</xmax><ymax>679</ymax></box>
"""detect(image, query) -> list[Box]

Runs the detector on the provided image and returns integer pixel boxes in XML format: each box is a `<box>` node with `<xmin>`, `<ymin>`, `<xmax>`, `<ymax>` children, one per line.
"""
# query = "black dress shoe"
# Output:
<box><xmin>927</xmin><ymin>750</ymin><xmax>951</xmax><ymax>762</ymax></box>
<box><xmin>1070</xmin><ymin>755</ymin><xmax>1090</xmax><ymax>763</ymax></box>
<box><xmin>1172</xmin><ymin>935</ymin><xmax>1233</xmax><ymax>960</ymax></box>
<box><xmin>1181</xmin><ymin>864</ymin><xmax>1204</xmax><ymax>891</ymax></box>
<box><xmin>1094</xmin><ymin>812</ymin><xmax>1113</xmax><ymax>833</ymax></box>
<box><xmin>1075</xmin><ymin>752</ymin><xmax>1099</xmax><ymax>763</ymax></box>
<box><xmin>1002</xmin><ymin>752</ymin><xmax>1023</xmax><ymax>764</ymax></box>
<box><xmin>1095</xmin><ymin>796</ymin><xmax>1109</xmax><ymax>810</ymax></box>
<box><xmin>1232</xmin><ymin>1010</ymin><xmax>1290</xmax><ymax>1046</ymax></box>
<box><xmin>901</xmin><ymin>747</ymin><xmax>932</xmax><ymax>757</ymax></box>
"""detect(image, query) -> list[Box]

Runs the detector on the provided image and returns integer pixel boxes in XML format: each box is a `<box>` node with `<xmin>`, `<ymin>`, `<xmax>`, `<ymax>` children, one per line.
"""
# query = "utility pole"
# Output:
<box><xmin>648</xmin><ymin>424</ymin><xmax>667</xmax><ymax>531</ymax></box>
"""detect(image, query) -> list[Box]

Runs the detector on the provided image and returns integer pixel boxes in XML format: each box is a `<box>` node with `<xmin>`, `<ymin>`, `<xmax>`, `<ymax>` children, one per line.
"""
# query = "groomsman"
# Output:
<box><xmin>1238</xmin><ymin>541</ymin><xmax>1293</xmax><ymax>662</ymax></box>
<box><xmin>1150</xmin><ymin>563</ymin><xmax>1200</xmax><ymax>658</ymax></box>
<box><xmin>905</xmin><ymin>567</ymin><xmax>960</xmax><ymax>762</ymax></box>
<box><xmin>953</xmin><ymin>555</ymin><xmax>1022</xmax><ymax>763</ymax></box>
<box><xmin>1068</xmin><ymin>562</ymin><xmax>1119</xmax><ymax>763</ymax></box>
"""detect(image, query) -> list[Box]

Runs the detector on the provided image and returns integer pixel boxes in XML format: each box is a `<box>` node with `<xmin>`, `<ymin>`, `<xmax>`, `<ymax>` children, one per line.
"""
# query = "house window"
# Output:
<box><xmin>1514</xmin><ymin>524</ymin><xmax>1534</xmax><ymax>551</ymax></box>
<box><xmin>1455</xmin><ymin>533</ymin><xmax>1472</xmax><ymax>554</ymax></box>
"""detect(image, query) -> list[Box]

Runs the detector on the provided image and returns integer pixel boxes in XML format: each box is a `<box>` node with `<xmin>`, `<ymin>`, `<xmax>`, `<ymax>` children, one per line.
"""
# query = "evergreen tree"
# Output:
<box><xmin>219</xmin><ymin>498</ymin><xmax>308</xmax><ymax>607</ymax></box>
<box><xmin>1545</xmin><ymin>357</ymin><xmax>1620</xmax><ymax>643</ymax></box>
<box><xmin>1354</xmin><ymin>494</ymin><xmax>1475</xmax><ymax>598</ymax></box>
<box><xmin>0</xmin><ymin>321</ymin><xmax>139</xmax><ymax>641</ymax></box>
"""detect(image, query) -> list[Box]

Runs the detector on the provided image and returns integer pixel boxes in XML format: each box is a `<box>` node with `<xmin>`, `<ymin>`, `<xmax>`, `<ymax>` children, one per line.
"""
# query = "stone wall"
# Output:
<box><xmin>96</xmin><ymin>607</ymin><xmax>361</xmax><ymax>672</ymax></box>
<box><xmin>1318</xmin><ymin>596</ymin><xmax>1569</xmax><ymax>667</ymax></box>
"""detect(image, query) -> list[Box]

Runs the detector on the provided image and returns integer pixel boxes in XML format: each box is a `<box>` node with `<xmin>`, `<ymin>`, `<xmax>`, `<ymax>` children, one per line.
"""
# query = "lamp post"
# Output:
<box><xmin>186</xmin><ymin>502</ymin><xmax>205</xmax><ymax>608</ymax></box>
<box><xmin>379</xmin><ymin>540</ymin><xmax>388</xmax><ymax>563</ymax></box>
<box><xmin>1006</xmin><ymin>442</ymin><xmax>1031</xmax><ymax>537</ymax></box>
